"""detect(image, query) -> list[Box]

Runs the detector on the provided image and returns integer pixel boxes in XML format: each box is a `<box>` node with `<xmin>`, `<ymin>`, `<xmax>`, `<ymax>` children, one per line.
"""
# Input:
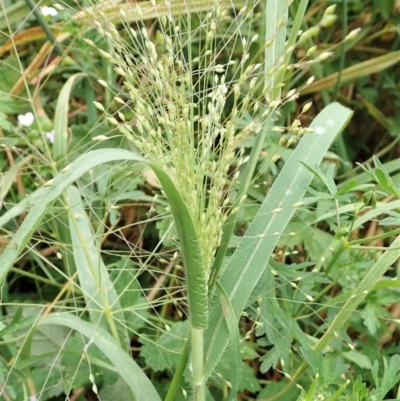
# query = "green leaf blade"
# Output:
<box><xmin>150</xmin><ymin>165</ymin><xmax>208</xmax><ymax>329</ymax></box>
<box><xmin>53</xmin><ymin>73</ymin><xmax>87</xmax><ymax>165</ymax></box>
<box><xmin>40</xmin><ymin>313</ymin><xmax>161</xmax><ymax>401</ymax></box>
<box><xmin>204</xmin><ymin>102</ymin><xmax>353</xmax><ymax>378</ymax></box>
<box><xmin>66</xmin><ymin>186</ymin><xmax>129</xmax><ymax>350</ymax></box>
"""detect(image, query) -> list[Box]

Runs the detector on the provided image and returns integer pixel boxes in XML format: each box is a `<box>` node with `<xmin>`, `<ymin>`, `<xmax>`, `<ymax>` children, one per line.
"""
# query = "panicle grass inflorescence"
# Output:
<box><xmin>87</xmin><ymin>0</ymin><xmax>325</xmax><ymax>274</ymax></box>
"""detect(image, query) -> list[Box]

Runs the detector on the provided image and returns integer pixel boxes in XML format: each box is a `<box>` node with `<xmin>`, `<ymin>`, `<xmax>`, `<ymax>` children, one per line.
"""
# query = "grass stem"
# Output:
<box><xmin>191</xmin><ymin>327</ymin><xmax>205</xmax><ymax>401</ymax></box>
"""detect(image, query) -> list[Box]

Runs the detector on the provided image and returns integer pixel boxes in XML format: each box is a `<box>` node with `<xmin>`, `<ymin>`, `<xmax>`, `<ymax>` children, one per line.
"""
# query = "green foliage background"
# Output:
<box><xmin>0</xmin><ymin>0</ymin><xmax>400</xmax><ymax>400</ymax></box>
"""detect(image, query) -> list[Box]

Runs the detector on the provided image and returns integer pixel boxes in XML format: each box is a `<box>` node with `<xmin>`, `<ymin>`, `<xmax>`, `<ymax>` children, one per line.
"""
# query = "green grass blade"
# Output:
<box><xmin>0</xmin><ymin>187</ymin><xmax>46</xmax><ymax>228</ymax></box>
<box><xmin>53</xmin><ymin>72</ymin><xmax>87</xmax><ymax>165</ymax></box>
<box><xmin>52</xmin><ymin>73</ymin><xmax>87</xmax><ymax>280</ymax></box>
<box><xmin>150</xmin><ymin>164</ymin><xmax>208</xmax><ymax>399</ymax></box>
<box><xmin>164</xmin><ymin>341</ymin><xmax>190</xmax><ymax>401</ymax></box>
<box><xmin>66</xmin><ymin>186</ymin><xmax>129</xmax><ymax>350</ymax></box>
<box><xmin>216</xmin><ymin>281</ymin><xmax>240</xmax><ymax>401</ymax></box>
<box><xmin>285</xmin><ymin>0</ymin><xmax>309</xmax><ymax>58</ymax></box>
<box><xmin>0</xmin><ymin>149</ymin><xmax>143</xmax><ymax>285</ymax></box>
<box><xmin>204</xmin><ymin>102</ymin><xmax>353</xmax><ymax>378</ymax></box>
<box><xmin>264</xmin><ymin>0</ymin><xmax>288</xmax><ymax>100</ymax></box>
<box><xmin>40</xmin><ymin>313</ymin><xmax>161</xmax><ymax>401</ymax></box>
<box><xmin>151</xmin><ymin>164</ymin><xmax>207</xmax><ymax>329</ymax></box>
<box><xmin>0</xmin><ymin>155</ymin><xmax>31</xmax><ymax>206</ymax></box>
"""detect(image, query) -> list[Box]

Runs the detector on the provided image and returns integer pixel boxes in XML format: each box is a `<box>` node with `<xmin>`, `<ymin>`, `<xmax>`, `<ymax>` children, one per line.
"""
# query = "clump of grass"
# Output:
<box><xmin>85</xmin><ymin>0</ymin><xmax>317</xmax><ymax>398</ymax></box>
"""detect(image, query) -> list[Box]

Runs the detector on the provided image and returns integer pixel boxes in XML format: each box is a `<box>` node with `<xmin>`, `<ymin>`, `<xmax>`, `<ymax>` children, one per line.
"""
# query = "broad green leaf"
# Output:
<box><xmin>259</xmin><ymin>346</ymin><xmax>281</xmax><ymax>373</ymax></box>
<box><xmin>40</xmin><ymin>313</ymin><xmax>161</xmax><ymax>401</ymax></box>
<box><xmin>379</xmin><ymin>212</ymin><xmax>400</xmax><ymax>226</ymax></box>
<box><xmin>204</xmin><ymin>102</ymin><xmax>353</xmax><ymax>378</ymax></box>
<box><xmin>345</xmin><ymin>376</ymin><xmax>369</xmax><ymax>401</ymax></box>
<box><xmin>373</xmin><ymin>0</ymin><xmax>395</xmax><ymax>20</ymax></box>
<box><xmin>110</xmin><ymin>264</ymin><xmax>150</xmax><ymax>333</ymax></box>
<box><xmin>0</xmin><ymin>149</ymin><xmax>144</xmax><ymax>285</ymax></box>
<box><xmin>61</xmin><ymin>334</ymin><xmax>118</xmax><ymax>389</ymax></box>
<box><xmin>341</xmin><ymin>351</ymin><xmax>371</xmax><ymax>369</ymax></box>
<box><xmin>312</xmin><ymin>199</ymin><xmax>400</xmax><ymax>229</ymax></box>
<box><xmin>255</xmin><ymin>269</ymin><xmax>293</xmax><ymax>371</ymax></box>
<box><xmin>336</xmin><ymin>179</ymin><xmax>358</xmax><ymax>195</ymax></box>
<box><xmin>354</xmin><ymin>200</ymin><xmax>400</xmax><ymax>230</ymax></box>
<box><xmin>0</xmin><ymin>311</ymin><xmax>36</xmax><ymax>338</ymax></box>
<box><xmin>360</xmin><ymin>303</ymin><xmax>381</xmax><ymax>335</ymax></box>
<box><xmin>0</xmin><ymin>55</ymin><xmax>20</xmax><ymax>91</ymax></box>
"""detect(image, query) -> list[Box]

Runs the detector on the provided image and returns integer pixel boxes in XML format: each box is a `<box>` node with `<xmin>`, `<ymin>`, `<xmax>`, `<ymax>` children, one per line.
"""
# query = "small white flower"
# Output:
<box><xmin>18</xmin><ymin>112</ymin><xmax>35</xmax><ymax>127</ymax></box>
<box><xmin>40</xmin><ymin>6</ymin><xmax>58</xmax><ymax>17</ymax></box>
<box><xmin>45</xmin><ymin>130</ymin><xmax>55</xmax><ymax>144</ymax></box>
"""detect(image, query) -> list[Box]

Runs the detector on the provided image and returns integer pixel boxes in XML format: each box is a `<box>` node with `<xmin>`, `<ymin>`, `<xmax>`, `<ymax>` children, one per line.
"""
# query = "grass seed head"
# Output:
<box><xmin>90</xmin><ymin>0</ymin><xmax>304</xmax><ymax>273</ymax></box>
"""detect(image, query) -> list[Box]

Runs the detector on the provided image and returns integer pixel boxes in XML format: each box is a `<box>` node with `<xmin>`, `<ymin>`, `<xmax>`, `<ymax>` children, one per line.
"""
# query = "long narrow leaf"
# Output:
<box><xmin>66</xmin><ymin>186</ymin><xmax>129</xmax><ymax>350</ymax></box>
<box><xmin>0</xmin><ymin>187</ymin><xmax>46</xmax><ymax>229</ymax></box>
<box><xmin>264</xmin><ymin>0</ymin><xmax>287</xmax><ymax>100</ymax></box>
<box><xmin>40</xmin><ymin>313</ymin><xmax>161</xmax><ymax>401</ymax></box>
<box><xmin>151</xmin><ymin>165</ymin><xmax>208</xmax><ymax>329</ymax></box>
<box><xmin>216</xmin><ymin>281</ymin><xmax>240</xmax><ymax>400</ymax></box>
<box><xmin>204</xmin><ymin>102</ymin><xmax>353</xmax><ymax>378</ymax></box>
<box><xmin>0</xmin><ymin>156</ymin><xmax>31</xmax><ymax>205</ymax></box>
<box><xmin>53</xmin><ymin>73</ymin><xmax>86</xmax><ymax>165</ymax></box>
